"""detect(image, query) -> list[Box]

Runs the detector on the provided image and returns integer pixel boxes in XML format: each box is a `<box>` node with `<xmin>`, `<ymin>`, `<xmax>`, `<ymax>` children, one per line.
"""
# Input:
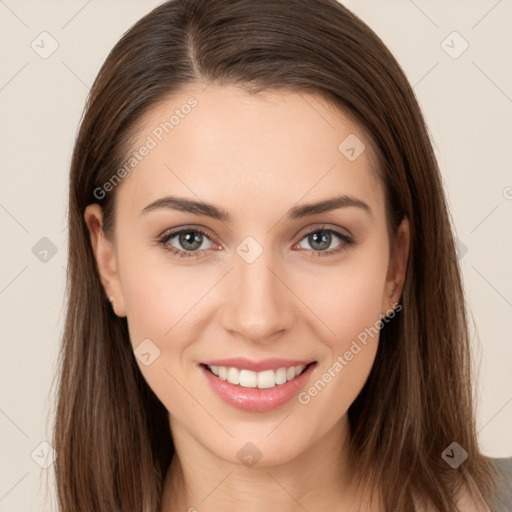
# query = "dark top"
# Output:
<box><xmin>487</xmin><ymin>457</ymin><xmax>512</xmax><ymax>511</ymax></box>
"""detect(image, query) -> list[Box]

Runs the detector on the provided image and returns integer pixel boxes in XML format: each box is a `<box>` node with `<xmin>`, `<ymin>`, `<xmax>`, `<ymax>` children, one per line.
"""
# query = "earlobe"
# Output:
<box><xmin>83</xmin><ymin>204</ymin><xmax>126</xmax><ymax>317</ymax></box>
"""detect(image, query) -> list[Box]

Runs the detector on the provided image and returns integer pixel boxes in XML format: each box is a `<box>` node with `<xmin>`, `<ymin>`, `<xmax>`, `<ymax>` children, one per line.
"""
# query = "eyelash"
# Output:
<box><xmin>156</xmin><ymin>225</ymin><xmax>355</xmax><ymax>259</ymax></box>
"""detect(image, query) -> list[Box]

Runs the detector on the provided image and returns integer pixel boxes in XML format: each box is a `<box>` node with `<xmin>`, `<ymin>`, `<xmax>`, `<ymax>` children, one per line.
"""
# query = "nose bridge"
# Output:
<box><xmin>223</xmin><ymin>237</ymin><xmax>293</xmax><ymax>342</ymax></box>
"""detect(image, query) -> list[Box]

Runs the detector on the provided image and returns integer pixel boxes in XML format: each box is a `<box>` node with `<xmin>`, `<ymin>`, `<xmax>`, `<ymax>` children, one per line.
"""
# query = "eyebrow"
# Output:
<box><xmin>139</xmin><ymin>194</ymin><xmax>372</xmax><ymax>221</ymax></box>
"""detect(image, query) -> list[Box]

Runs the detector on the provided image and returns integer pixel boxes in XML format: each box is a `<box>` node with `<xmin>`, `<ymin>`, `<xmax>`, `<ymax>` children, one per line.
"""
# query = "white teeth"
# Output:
<box><xmin>206</xmin><ymin>363</ymin><xmax>309</xmax><ymax>389</ymax></box>
<box><xmin>257</xmin><ymin>370</ymin><xmax>276</xmax><ymax>389</ymax></box>
<box><xmin>275</xmin><ymin>367</ymin><xmax>287</xmax><ymax>385</ymax></box>
<box><xmin>286</xmin><ymin>366</ymin><xmax>296</xmax><ymax>380</ymax></box>
<box><xmin>239</xmin><ymin>369</ymin><xmax>257</xmax><ymax>388</ymax></box>
<box><xmin>227</xmin><ymin>367</ymin><xmax>240</xmax><ymax>385</ymax></box>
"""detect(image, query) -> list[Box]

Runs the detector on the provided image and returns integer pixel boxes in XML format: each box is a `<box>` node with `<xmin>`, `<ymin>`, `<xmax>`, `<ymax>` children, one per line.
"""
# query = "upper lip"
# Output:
<box><xmin>200</xmin><ymin>357</ymin><xmax>316</xmax><ymax>372</ymax></box>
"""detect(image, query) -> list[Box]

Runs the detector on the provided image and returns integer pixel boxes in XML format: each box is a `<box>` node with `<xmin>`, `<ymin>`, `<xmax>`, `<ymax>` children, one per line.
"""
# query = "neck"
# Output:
<box><xmin>159</xmin><ymin>414</ymin><xmax>383</xmax><ymax>512</ymax></box>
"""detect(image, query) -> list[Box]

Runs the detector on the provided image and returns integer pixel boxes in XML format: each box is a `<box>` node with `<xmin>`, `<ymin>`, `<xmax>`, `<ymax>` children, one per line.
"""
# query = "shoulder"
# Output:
<box><xmin>486</xmin><ymin>456</ymin><xmax>512</xmax><ymax>512</ymax></box>
<box><xmin>416</xmin><ymin>457</ymin><xmax>512</xmax><ymax>512</ymax></box>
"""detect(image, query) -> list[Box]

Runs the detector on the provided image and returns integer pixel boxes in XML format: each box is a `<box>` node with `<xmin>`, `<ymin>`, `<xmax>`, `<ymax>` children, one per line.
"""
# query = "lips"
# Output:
<box><xmin>199</xmin><ymin>358</ymin><xmax>317</xmax><ymax>412</ymax></box>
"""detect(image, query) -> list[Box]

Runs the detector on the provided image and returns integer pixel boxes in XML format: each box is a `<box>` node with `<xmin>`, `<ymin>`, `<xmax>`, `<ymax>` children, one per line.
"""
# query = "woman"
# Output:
<box><xmin>52</xmin><ymin>0</ymin><xmax>511</xmax><ymax>510</ymax></box>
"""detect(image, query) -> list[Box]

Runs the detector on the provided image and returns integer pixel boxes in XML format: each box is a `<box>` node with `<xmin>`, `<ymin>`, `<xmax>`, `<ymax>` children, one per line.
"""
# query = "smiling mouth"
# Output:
<box><xmin>200</xmin><ymin>361</ymin><xmax>317</xmax><ymax>389</ymax></box>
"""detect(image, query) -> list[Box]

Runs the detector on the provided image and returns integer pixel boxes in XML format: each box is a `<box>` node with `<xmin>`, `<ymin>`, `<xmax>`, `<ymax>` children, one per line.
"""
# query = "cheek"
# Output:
<box><xmin>118</xmin><ymin>234</ymin><xmax>208</xmax><ymax>347</ymax></box>
<box><xmin>119</xmin><ymin>255</ymin><xmax>203</xmax><ymax>414</ymax></box>
<box><xmin>297</xmin><ymin>269</ymin><xmax>387</xmax><ymax>421</ymax></box>
<box><xmin>296</xmin><ymin>241</ymin><xmax>388</xmax><ymax>407</ymax></box>
<box><xmin>305</xmin><ymin>245</ymin><xmax>389</xmax><ymax>348</ymax></box>
<box><xmin>121</xmin><ymin>271</ymin><xmax>171</xmax><ymax>349</ymax></box>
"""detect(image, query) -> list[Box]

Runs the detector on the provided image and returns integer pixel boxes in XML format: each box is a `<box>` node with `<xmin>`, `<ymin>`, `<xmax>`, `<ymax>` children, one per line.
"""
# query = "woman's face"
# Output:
<box><xmin>85</xmin><ymin>84</ymin><xmax>409</xmax><ymax>466</ymax></box>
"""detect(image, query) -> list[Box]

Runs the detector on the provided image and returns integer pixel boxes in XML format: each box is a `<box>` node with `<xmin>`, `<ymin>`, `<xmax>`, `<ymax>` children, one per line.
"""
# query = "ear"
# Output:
<box><xmin>381</xmin><ymin>215</ymin><xmax>410</xmax><ymax>316</ymax></box>
<box><xmin>84</xmin><ymin>204</ymin><xmax>126</xmax><ymax>317</ymax></box>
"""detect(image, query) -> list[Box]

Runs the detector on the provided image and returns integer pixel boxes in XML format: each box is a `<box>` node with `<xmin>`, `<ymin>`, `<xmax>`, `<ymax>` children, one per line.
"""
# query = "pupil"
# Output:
<box><xmin>310</xmin><ymin>231</ymin><xmax>330</xmax><ymax>250</ymax></box>
<box><xmin>180</xmin><ymin>231</ymin><xmax>202</xmax><ymax>250</ymax></box>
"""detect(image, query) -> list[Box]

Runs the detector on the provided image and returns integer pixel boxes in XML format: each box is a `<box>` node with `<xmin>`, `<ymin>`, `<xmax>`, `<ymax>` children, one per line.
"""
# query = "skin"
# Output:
<box><xmin>85</xmin><ymin>84</ymin><xmax>411</xmax><ymax>512</ymax></box>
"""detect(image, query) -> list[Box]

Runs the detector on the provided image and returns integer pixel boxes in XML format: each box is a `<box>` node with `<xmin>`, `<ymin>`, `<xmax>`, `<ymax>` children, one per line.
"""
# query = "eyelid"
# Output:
<box><xmin>156</xmin><ymin>223</ymin><xmax>355</xmax><ymax>259</ymax></box>
<box><xmin>158</xmin><ymin>223</ymin><xmax>353</xmax><ymax>244</ymax></box>
<box><xmin>158</xmin><ymin>224</ymin><xmax>217</xmax><ymax>239</ymax></box>
<box><xmin>294</xmin><ymin>222</ymin><xmax>353</xmax><ymax>241</ymax></box>
<box><xmin>156</xmin><ymin>225</ymin><xmax>219</xmax><ymax>255</ymax></box>
<box><xmin>292</xmin><ymin>224</ymin><xmax>354</xmax><ymax>256</ymax></box>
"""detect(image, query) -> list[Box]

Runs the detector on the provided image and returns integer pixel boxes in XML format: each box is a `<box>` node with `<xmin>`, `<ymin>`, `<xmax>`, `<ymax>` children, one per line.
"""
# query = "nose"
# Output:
<box><xmin>221</xmin><ymin>246</ymin><xmax>295</xmax><ymax>344</ymax></box>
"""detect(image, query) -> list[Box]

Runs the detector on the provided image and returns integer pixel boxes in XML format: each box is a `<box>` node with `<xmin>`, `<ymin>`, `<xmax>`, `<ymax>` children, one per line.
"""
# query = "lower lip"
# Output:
<box><xmin>199</xmin><ymin>363</ymin><xmax>317</xmax><ymax>412</ymax></box>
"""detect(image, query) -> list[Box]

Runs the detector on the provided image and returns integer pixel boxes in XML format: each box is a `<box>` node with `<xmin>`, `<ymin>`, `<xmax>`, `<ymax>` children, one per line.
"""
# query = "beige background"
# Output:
<box><xmin>0</xmin><ymin>1</ymin><xmax>511</xmax><ymax>510</ymax></box>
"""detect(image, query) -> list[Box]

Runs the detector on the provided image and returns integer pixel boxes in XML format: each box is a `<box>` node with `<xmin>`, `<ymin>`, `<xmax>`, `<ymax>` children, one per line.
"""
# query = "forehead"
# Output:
<box><xmin>117</xmin><ymin>84</ymin><xmax>384</xmax><ymax>222</ymax></box>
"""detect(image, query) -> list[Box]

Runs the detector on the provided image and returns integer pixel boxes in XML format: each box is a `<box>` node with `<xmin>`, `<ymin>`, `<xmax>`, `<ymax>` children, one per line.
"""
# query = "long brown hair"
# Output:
<box><xmin>52</xmin><ymin>0</ymin><xmax>499</xmax><ymax>510</ymax></box>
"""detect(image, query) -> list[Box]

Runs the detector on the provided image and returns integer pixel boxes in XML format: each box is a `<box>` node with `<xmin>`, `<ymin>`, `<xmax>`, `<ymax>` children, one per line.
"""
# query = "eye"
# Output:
<box><xmin>157</xmin><ymin>227</ymin><xmax>217</xmax><ymax>259</ymax></box>
<box><xmin>157</xmin><ymin>225</ymin><xmax>355</xmax><ymax>259</ymax></box>
<box><xmin>294</xmin><ymin>226</ymin><xmax>355</xmax><ymax>257</ymax></box>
